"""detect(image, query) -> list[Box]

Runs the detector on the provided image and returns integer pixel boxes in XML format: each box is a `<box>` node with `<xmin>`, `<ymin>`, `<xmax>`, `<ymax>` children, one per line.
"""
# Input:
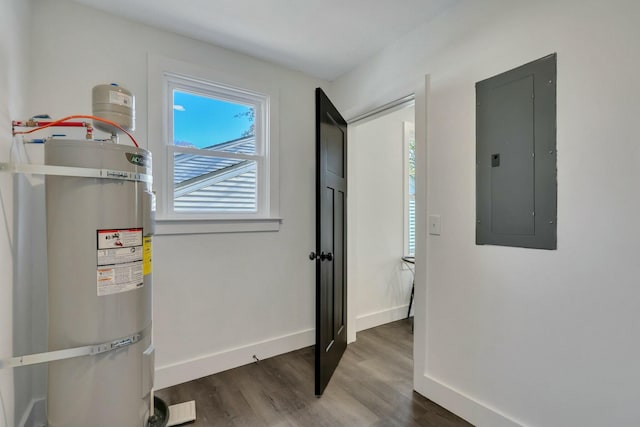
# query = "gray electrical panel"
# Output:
<box><xmin>476</xmin><ymin>54</ymin><xmax>557</xmax><ymax>249</ymax></box>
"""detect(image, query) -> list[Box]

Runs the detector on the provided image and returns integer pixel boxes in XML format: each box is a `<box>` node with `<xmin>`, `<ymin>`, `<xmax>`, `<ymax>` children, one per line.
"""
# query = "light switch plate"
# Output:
<box><xmin>428</xmin><ymin>215</ymin><xmax>441</xmax><ymax>235</ymax></box>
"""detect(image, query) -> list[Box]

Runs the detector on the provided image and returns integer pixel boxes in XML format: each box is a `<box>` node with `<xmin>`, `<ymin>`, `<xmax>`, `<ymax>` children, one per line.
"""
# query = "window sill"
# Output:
<box><xmin>155</xmin><ymin>217</ymin><xmax>282</xmax><ymax>235</ymax></box>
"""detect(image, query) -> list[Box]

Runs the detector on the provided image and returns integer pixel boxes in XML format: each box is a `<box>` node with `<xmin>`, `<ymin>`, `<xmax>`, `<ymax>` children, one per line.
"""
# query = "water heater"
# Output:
<box><xmin>45</xmin><ymin>139</ymin><xmax>154</xmax><ymax>426</ymax></box>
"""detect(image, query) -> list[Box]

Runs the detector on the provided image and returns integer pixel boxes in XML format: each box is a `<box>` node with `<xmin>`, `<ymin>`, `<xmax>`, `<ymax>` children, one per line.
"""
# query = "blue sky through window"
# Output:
<box><xmin>173</xmin><ymin>90</ymin><xmax>254</xmax><ymax>149</ymax></box>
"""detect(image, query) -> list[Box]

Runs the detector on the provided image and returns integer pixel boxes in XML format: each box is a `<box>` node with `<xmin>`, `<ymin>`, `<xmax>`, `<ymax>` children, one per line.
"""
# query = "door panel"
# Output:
<box><xmin>325</xmin><ymin>117</ymin><xmax>345</xmax><ymax>176</ymax></box>
<box><xmin>315</xmin><ymin>88</ymin><xmax>347</xmax><ymax>396</ymax></box>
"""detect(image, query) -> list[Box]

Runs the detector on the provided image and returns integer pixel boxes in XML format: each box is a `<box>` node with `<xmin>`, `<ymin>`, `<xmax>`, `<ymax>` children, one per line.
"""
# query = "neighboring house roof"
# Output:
<box><xmin>173</xmin><ymin>136</ymin><xmax>257</xmax><ymax>212</ymax></box>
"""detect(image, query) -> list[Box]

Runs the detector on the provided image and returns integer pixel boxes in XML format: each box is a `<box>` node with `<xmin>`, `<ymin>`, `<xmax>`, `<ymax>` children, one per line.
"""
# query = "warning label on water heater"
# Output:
<box><xmin>97</xmin><ymin>228</ymin><xmax>144</xmax><ymax>296</ymax></box>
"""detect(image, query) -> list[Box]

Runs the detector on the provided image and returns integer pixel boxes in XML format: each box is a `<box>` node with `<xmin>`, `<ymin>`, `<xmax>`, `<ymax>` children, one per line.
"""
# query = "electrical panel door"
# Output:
<box><xmin>476</xmin><ymin>54</ymin><xmax>557</xmax><ymax>249</ymax></box>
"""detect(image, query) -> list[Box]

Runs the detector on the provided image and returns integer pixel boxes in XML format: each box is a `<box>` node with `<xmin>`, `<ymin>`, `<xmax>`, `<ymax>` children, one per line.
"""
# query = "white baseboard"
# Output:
<box><xmin>155</xmin><ymin>328</ymin><xmax>315</xmax><ymax>390</ymax></box>
<box><xmin>18</xmin><ymin>397</ymin><xmax>46</xmax><ymax>427</ymax></box>
<box><xmin>356</xmin><ymin>304</ymin><xmax>410</xmax><ymax>332</ymax></box>
<box><xmin>415</xmin><ymin>374</ymin><xmax>524</xmax><ymax>427</ymax></box>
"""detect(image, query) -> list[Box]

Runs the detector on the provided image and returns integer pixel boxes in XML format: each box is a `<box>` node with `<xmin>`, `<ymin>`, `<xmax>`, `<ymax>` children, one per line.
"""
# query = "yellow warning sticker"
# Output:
<box><xmin>143</xmin><ymin>236</ymin><xmax>152</xmax><ymax>275</ymax></box>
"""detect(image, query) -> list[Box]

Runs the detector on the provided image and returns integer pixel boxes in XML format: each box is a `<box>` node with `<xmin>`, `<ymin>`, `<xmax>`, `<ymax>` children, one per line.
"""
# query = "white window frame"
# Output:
<box><xmin>166</xmin><ymin>74</ymin><xmax>268</xmax><ymax>218</ymax></box>
<box><xmin>148</xmin><ymin>55</ymin><xmax>280</xmax><ymax>234</ymax></box>
<box><xmin>403</xmin><ymin>121</ymin><xmax>415</xmax><ymax>256</ymax></box>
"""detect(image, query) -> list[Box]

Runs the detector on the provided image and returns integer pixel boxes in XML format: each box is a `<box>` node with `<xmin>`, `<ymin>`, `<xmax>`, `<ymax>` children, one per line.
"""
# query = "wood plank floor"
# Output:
<box><xmin>156</xmin><ymin>319</ymin><xmax>473</xmax><ymax>427</ymax></box>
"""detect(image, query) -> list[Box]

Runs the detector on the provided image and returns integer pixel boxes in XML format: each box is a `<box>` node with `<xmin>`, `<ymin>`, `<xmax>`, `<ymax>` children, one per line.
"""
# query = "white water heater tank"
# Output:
<box><xmin>45</xmin><ymin>139</ymin><xmax>154</xmax><ymax>427</ymax></box>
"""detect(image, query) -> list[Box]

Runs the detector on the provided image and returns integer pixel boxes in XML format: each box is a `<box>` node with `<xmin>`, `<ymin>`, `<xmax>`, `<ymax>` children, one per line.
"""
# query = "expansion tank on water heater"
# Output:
<box><xmin>44</xmin><ymin>85</ymin><xmax>155</xmax><ymax>426</ymax></box>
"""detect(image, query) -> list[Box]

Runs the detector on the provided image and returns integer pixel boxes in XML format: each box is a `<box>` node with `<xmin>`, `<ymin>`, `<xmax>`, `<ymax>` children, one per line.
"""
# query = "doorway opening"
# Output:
<box><xmin>346</xmin><ymin>97</ymin><xmax>416</xmax><ymax>343</ymax></box>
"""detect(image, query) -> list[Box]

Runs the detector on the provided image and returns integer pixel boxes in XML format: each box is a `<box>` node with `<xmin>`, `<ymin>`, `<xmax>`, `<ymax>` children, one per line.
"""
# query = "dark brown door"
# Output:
<box><xmin>312</xmin><ymin>88</ymin><xmax>347</xmax><ymax>396</ymax></box>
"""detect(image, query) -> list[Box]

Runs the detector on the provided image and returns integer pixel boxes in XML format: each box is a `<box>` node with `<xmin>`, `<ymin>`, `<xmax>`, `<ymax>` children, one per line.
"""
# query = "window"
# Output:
<box><xmin>148</xmin><ymin>55</ymin><xmax>280</xmax><ymax>233</ymax></box>
<box><xmin>167</xmin><ymin>75</ymin><xmax>266</xmax><ymax>216</ymax></box>
<box><xmin>404</xmin><ymin>121</ymin><xmax>416</xmax><ymax>256</ymax></box>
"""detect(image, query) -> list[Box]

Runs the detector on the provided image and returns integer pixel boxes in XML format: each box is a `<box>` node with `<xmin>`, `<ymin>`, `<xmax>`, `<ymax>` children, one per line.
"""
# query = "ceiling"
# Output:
<box><xmin>68</xmin><ymin>0</ymin><xmax>459</xmax><ymax>81</ymax></box>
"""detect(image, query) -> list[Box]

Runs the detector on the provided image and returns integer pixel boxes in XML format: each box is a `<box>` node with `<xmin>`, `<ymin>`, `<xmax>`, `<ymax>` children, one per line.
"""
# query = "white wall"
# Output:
<box><xmin>0</xmin><ymin>0</ymin><xmax>31</xmax><ymax>425</ymax></box>
<box><xmin>348</xmin><ymin>107</ymin><xmax>414</xmax><ymax>333</ymax></box>
<box><xmin>331</xmin><ymin>1</ymin><xmax>640</xmax><ymax>426</ymax></box>
<box><xmin>28</xmin><ymin>0</ymin><xmax>324</xmax><ymax>390</ymax></box>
